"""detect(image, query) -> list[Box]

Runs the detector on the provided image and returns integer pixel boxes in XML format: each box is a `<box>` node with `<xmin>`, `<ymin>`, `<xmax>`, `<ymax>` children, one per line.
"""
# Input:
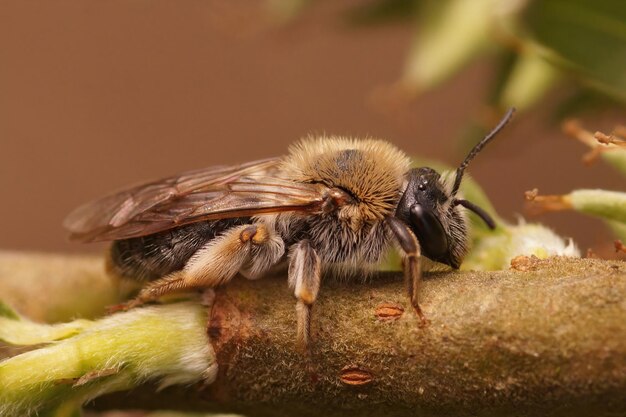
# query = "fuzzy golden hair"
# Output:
<box><xmin>281</xmin><ymin>136</ymin><xmax>411</xmax><ymax>223</ymax></box>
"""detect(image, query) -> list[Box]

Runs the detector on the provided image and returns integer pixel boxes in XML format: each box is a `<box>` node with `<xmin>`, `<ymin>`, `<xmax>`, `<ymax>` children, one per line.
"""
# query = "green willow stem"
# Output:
<box><xmin>0</xmin><ymin>301</ymin><xmax>215</xmax><ymax>417</ymax></box>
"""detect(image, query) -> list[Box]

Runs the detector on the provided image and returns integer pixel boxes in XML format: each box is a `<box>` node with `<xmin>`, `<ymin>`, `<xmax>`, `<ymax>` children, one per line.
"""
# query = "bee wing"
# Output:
<box><xmin>64</xmin><ymin>158</ymin><xmax>327</xmax><ymax>242</ymax></box>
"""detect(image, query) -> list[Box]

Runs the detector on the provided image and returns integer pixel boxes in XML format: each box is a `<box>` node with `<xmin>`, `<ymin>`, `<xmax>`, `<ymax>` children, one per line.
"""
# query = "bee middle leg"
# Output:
<box><xmin>126</xmin><ymin>223</ymin><xmax>283</xmax><ymax>308</ymax></box>
<box><xmin>288</xmin><ymin>240</ymin><xmax>321</xmax><ymax>352</ymax></box>
<box><xmin>386</xmin><ymin>217</ymin><xmax>429</xmax><ymax>326</ymax></box>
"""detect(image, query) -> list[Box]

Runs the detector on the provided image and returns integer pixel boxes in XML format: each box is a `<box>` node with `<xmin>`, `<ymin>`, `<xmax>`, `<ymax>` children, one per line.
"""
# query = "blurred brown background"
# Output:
<box><xmin>0</xmin><ymin>0</ymin><xmax>622</xmax><ymax>253</ymax></box>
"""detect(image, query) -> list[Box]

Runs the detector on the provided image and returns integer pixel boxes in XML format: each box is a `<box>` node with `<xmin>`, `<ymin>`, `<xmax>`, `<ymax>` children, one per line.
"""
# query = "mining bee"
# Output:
<box><xmin>65</xmin><ymin>108</ymin><xmax>515</xmax><ymax>350</ymax></box>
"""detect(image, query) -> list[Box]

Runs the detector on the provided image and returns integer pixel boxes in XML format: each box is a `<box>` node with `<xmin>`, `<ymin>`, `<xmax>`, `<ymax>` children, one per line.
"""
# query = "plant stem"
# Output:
<box><xmin>1</xmin><ymin>253</ymin><xmax>625</xmax><ymax>416</ymax></box>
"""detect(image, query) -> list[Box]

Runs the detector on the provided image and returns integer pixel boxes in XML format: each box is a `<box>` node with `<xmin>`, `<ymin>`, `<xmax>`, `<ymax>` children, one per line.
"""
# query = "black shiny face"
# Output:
<box><xmin>394</xmin><ymin>109</ymin><xmax>513</xmax><ymax>267</ymax></box>
<box><xmin>395</xmin><ymin>167</ymin><xmax>459</xmax><ymax>267</ymax></box>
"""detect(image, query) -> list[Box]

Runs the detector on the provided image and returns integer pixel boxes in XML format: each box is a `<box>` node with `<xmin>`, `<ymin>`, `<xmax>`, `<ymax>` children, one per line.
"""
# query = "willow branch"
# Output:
<box><xmin>1</xmin><ymin>252</ymin><xmax>625</xmax><ymax>417</ymax></box>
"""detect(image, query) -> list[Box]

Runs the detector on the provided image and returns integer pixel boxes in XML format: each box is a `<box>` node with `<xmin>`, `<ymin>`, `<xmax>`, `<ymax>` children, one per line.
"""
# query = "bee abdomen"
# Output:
<box><xmin>108</xmin><ymin>218</ymin><xmax>249</xmax><ymax>281</ymax></box>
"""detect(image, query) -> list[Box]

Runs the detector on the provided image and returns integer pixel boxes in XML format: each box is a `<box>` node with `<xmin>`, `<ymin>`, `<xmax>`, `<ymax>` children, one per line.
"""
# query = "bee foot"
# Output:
<box><xmin>417</xmin><ymin>317</ymin><xmax>431</xmax><ymax>328</ymax></box>
<box><xmin>105</xmin><ymin>303</ymin><xmax>129</xmax><ymax>314</ymax></box>
<box><xmin>106</xmin><ymin>298</ymin><xmax>144</xmax><ymax>314</ymax></box>
<box><xmin>413</xmin><ymin>307</ymin><xmax>430</xmax><ymax>328</ymax></box>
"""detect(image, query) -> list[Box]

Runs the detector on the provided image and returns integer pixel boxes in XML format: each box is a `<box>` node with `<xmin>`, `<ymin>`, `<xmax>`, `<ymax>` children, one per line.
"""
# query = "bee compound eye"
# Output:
<box><xmin>409</xmin><ymin>204</ymin><xmax>449</xmax><ymax>260</ymax></box>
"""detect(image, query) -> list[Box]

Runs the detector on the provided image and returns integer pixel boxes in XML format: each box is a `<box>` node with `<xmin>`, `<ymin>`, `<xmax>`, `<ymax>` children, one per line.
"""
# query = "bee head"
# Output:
<box><xmin>395</xmin><ymin>108</ymin><xmax>515</xmax><ymax>268</ymax></box>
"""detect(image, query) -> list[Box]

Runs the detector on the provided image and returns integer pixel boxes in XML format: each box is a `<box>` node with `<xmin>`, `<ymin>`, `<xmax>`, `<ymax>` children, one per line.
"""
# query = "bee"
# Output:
<box><xmin>65</xmin><ymin>108</ymin><xmax>515</xmax><ymax>350</ymax></box>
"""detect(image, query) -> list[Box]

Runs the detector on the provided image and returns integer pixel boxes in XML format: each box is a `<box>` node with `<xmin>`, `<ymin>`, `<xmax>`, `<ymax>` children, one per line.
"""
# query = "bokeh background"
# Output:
<box><xmin>1</xmin><ymin>0</ymin><xmax>624</xmax><ymax>255</ymax></box>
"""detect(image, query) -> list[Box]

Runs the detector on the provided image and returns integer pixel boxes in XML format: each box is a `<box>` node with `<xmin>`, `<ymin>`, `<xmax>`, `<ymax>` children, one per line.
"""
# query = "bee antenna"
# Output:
<box><xmin>453</xmin><ymin>198</ymin><xmax>496</xmax><ymax>229</ymax></box>
<box><xmin>451</xmin><ymin>107</ymin><xmax>516</xmax><ymax>196</ymax></box>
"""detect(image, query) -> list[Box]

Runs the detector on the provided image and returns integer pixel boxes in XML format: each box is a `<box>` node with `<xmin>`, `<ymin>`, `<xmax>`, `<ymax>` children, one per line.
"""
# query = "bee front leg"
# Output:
<box><xmin>386</xmin><ymin>217</ymin><xmax>429</xmax><ymax>326</ymax></box>
<box><xmin>126</xmin><ymin>224</ymin><xmax>276</xmax><ymax>309</ymax></box>
<box><xmin>288</xmin><ymin>240</ymin><xmax>321</xmax><ymax>352</ymax></box>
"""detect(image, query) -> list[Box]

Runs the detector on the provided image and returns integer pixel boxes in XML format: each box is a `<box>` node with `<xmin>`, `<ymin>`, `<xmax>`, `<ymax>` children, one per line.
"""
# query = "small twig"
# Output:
<box><xmin>524</xmin><ymin>188</ymin><xmax>573</xmax><ymax>215</ymax></box>
<box><xmin>562</xmin><ymin>119</ymin><xmax>626</xmax><ymax>164</ymax></box>
<box><xmin>595</xmin><ymin>130</ymin><xmax>626</xmax><ymax>148</ymax></box>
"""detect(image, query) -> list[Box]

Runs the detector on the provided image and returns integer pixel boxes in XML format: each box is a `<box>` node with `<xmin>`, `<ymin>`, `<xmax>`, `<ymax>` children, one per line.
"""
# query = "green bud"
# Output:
<box><xmin>463</xmin><ymin>222</ymin><xmax>579</xmax><ymax>271</ymax></box>
<box><xmin>0</xmin><ymin>302</ymin><xmax>214</xmax><ymax>417</ymax></box>
<box><xmin>0</xmin><ymin>301</ymin><xmax>92</xmax><ymax>345</ymax></box>
<box><xmin>569</xmin><ymin>189</ymin><xmax>626</xmax><ymax>224</ymax></box>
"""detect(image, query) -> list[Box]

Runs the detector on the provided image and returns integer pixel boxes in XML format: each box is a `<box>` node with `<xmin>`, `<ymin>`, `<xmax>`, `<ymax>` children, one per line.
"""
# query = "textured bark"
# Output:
<box><xmin>1</xmin><ymin>252</ymin><xmax>626</xmax><ymax>416</ymax></box>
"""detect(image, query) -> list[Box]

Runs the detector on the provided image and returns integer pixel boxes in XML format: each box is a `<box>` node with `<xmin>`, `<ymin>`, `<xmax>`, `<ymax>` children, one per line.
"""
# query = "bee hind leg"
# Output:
<box><xmin>386</xmin><ymin>217</ymin><xmax>429</xmax><ymax>326</ymax></box>
<box><xmin>288</xmin><ymin>240</ymin><xmax>321</xmax><ymax>352</ymax></box>
<box><xmin>122</xmin><ymin>224</ymin><xmax>280</xmax><ymax>309</ymax></box>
